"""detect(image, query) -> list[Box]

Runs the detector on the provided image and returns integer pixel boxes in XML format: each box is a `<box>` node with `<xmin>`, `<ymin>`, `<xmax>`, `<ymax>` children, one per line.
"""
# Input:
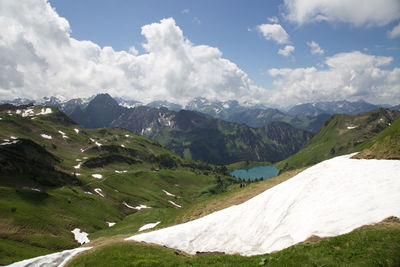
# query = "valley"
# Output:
<box><xmin>65</xmin><ymin>94</ymin><xmax>313</xmax><ymax>164</ymax></box>
<box><xmin>2</xmin><ymin>1</ymin><xmax>400</xmax><ymax>265</ymax></box>
<box><xmin>1</xmin><ymin>99</ymin><xmax>399</xmax><ymax>266</ymax></box>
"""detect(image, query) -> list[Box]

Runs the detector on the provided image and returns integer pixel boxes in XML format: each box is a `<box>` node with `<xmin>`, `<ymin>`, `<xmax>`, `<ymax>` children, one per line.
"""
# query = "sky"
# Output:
<box><xmin>0</xmin><ymin>0</ymin><xmax>399</xmax><ymax>107</ymax></box>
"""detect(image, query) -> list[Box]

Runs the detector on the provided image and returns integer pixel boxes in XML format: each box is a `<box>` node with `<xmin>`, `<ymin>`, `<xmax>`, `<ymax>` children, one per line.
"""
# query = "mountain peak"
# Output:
<box><xmin>91</xmin><ymin>93</ymin><xmax>118</xmax><ymax>105</ymax></box>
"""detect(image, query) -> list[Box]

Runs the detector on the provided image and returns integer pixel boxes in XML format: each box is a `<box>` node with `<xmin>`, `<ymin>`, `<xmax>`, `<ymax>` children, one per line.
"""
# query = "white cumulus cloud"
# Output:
<box><xmin>268</xmin><ymin>51</ymin><xmax>399</xmax><ymax>106</ymax></box>
<box><xmin>278</xmin><ymin>45</ymin><xmax>295</xmax><ymax>57</ymax></box>
<box><xmin>388</xmin><ymin>22</ymin><xmax>400</xmax><ymax>38</ymax></box>
<box><xmin>268</xmin><ymin>17</ymin><xmax>279</xmax><ymax>23</ymax></box>
<box><xmin>284</xmin><ymin>0</ymin><xmax>400</xmax><ymax>27</ymax></box>
<box><xmin>256</xmin><ymin>23</ymin><xmax>290</xmax><ymax>44</ymax></box>
<box><xmin>307</xmin><ymin>41</ymin><xmax>324</xmax><ymax>55</ymax></box>
<box><xmin>0</xmin><ymin>0</ymin><xmax>261</xmax><ymax>105</ymax></box>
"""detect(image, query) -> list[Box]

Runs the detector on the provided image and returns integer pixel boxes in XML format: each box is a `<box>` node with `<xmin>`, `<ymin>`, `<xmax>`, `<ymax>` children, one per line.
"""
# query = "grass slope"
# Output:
<box><xmin>277</xmin><ymin>108</ymin><xmax>400</xmax><ymax>171</ymax></box>
<box><xmin>353</xmin><ymin>117</ymin><xmax>400</xmax><ymax>159</ymax></box>
<box><xmin>0</xmin><ymin>105</ymin><xmax>239</xmax><ymax>265</ymax></box>
<box><xmin>67</xmin><ymin>218</ymin><xmax>400</xmax><ymax>267</ymax></box>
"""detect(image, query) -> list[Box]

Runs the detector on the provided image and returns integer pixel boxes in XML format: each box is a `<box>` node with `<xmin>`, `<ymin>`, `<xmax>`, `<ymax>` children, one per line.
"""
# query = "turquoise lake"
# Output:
<box><xmin>230</xmin><ymin>165</ymin><xmax>279</xmax><ymax>181</ymax></box>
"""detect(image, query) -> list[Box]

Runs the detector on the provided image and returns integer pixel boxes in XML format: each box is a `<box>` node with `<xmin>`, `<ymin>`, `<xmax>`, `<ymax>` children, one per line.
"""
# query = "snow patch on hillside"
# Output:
<box><xmin>0</xmin><ymin>140</ymin><xmax>19</xmax><ymax>146</ymax></box>
<box><xmin>94</xmin><ymin>188</ymin><xmax>104</xmax><ymax>197</ymax></box>
<box><xmin>7</xmin><ymin>247</ymin><xmax>92</xmax><ymax>267</ymax></box>
<box><xmin>107</xmin><ymin>222</ymin><xmax>116</xmax><ymax>227</ymax></box>
<box><xmin>37</xmin><ymin>108</ymin><xmax>52</xmax><ymax>116</ymax></box>
<box><xmin>41</xmin><ymin>134</ymin><xmax>52</xmax><ymax>139</ymax></box>
<box><xmin>58</xmin><ymin>130</ymin><xmax>68</xmax><ymax>138</ymax></box>
<box><xmin>162</xmin><ymin>190</ymin><xmax>175</xmax><ymax>197</ymax></box>
<box><xmin>139</xmin><ymin>221</ymin><xmax>161</xmax><ymax>232</ymax></box>
<box><xmin>92</xmin><ymin>174</ymin><xmax>102</xmax><ymax>179</ymax></box>
<box><xmin>168</xmin><ymin>200</ymin><xmax>182</xmax><ymax>208</ymax></box>
<box><xmin>71</xmin><ymin>228</ymin><xmax>90</xmax><ymax>245</ymax></box>
<box><xmin>127</xmin><ymin>154</ymin><xmax>400</xmax><ymax>256</ymax></box>
<box><xmin>123</xmin><ymin>202</ymin><xmax>151</xmax><ymax>210</ymax></box>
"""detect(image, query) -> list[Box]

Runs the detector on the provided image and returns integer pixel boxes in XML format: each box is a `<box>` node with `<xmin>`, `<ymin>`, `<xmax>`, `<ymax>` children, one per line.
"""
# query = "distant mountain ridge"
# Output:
<box><xmin>2</xmin><ymin>96</ymin><xmax>398</xmax><ymax>133</ymax></box>
<box><xmin>67</xmin><ymin>94</ymin><xmax>312</xmax><ymax>164</ymax></box>
<box><xmin>287</xmin><ymin>100</ymin><xmax>381</xmax><ymax>117</ymax></box>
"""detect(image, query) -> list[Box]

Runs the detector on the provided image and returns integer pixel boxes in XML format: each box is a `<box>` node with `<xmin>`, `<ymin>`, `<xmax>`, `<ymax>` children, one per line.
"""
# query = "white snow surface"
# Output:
<box><xmin>7</xmin><ymin>247</ymin><xmax>92</xmax><ymax>267</ymax></box>
<box><xmin>139</xmin><ymin>221</ymin><xmax>161</xmax><ymax>232</ymax></box>
<box><xmin>74</xmin><ymin>128</ymin><xmax>79</xmax><ymax>134</ymax></box>
<box><xmin>347</xmin><ymin>126</ymin><xmax>356</xmax><ymax>129</ymax></box>
<box><xmin>74</xmin><ymin>162</ymin><xmax>82</xmax><ymax>169</ymax></box>
<box><xmin>40</xmin><ymin>134</ymin><xmax>52</xmax><ymax>139</ymax></box>
<box><xmin>107</xmin><ymin>222</ymin><xmax>116</xmax><ymax>227</ymax></box>
<box><xmin>123</xmin><ymin>202</ymin><xmax>151</xmax><ymax>210</ymax></box>
<box><xmin>94</xmin><ymin>188</ymin><xmax>104</xmax><ymax>197</ymax></box>
<box><xmin>37</xmin><ymin>108</ymin><xmax>53</xmax><ymax>116</ymax></box>
<box><xmin>168</xmin><ymin>200</ymin><xmax>182</xmax><ymax>208</ymax></box>
<box><xmin>71</xmin><ymin>228</ymin><xmax>90</xmax><ymax>245</ymax></box>
<box><xmin>92</xmin><ymin>174</ymin><xmax>102</xmax><ymax>179</ymax></box>
<box><xmin>127</xmin><ymin>154</ymin><xmax>400</xmax><ymax>256</ymax></box>
<box><xmin>0</xmin><ymin>140</ymin><xmax>19</xmax><ymax>146</ymax></box>
<box><xmin>162</xmin><ymin>189</ymin><xmax>175</xmax><ymax>197</ymax></box>
<box><xmin>58</xmin><ymin>130</ymin><xmax>68</xmax><ymax>139</ymax></box>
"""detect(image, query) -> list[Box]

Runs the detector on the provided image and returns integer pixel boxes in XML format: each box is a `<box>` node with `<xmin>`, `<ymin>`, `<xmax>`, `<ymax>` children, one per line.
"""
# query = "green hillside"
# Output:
<box><xmin>68</xmin><ymin>218</ymin><xmax>400</xmax><ymax>267</ymax></box>
<box><xmin>67</xmin><ymin>169</ymin><xmax>400</xmax><ymax>267</ymax></box>
<box><xmin>0</xmin><ymin>105</ymin><xmax>239</xmax><ymax>265</ymax></box>
<box><xmin>353</xmin><ymin>117</ymin><xmax>400</xmax><ymax>159</ymax></box>
<box><xmin>276</xmin><ymin>108</ymin><xmax>400</xmax><ymax>171</ymax></box>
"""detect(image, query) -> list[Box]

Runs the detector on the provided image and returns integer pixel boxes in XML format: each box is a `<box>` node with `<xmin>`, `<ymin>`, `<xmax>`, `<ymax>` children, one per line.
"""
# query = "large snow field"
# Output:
<box><xmin>127</xmin><ymin>154</ymin><xmax>400</xmax><ymax>256</ymax></box>
<box><xmin>7</xmin><ymin>247</ymin><xmax>92</xmax><ymax>267</ymax></box>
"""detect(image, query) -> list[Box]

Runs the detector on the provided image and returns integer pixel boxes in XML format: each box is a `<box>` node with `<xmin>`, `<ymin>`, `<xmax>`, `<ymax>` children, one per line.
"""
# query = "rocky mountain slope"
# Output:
<box><xmin>70</xmin><ymin>94</ymin><xmax>312</xmax><ymax>164</ymax></box>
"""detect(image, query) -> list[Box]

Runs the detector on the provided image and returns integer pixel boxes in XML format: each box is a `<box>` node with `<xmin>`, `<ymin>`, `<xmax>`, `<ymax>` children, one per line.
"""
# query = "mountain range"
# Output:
<box><xmin>1</xmin><ymin>99</ymin><xmax>400</xmax><ymax>266</ymax></box>
<box><xmin>69</xmin><ymin>94</ymin><xmax>312</xmax><ymax>164</ymax></box>
<box><xmin>3</xmin><ymin>96</ymin><xmax>397</xmax><ymax>133</ymax></box>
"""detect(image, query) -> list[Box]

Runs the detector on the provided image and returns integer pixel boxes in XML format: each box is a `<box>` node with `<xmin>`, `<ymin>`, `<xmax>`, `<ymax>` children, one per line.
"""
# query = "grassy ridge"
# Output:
<box><xmin>0</xmin><ymin>105</ymin><xmax>240</xmax><ymax>265</ymax></box>
<box><xmin>277</xmin><ymin>108</ymin><xmax>400</xmax><ymax>171</ymax></box>
<box><xmin>353</xmin><ymin>117</ymin><xmax>400</xmax><ymax>159</ymax></box>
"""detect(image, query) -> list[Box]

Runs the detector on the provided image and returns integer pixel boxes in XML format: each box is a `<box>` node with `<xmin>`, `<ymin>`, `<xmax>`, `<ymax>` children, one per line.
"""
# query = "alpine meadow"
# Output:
<box><xmin>1</xmin><ymin>0</ymin><xmax>400</xmax><ymax>266</ymax></box>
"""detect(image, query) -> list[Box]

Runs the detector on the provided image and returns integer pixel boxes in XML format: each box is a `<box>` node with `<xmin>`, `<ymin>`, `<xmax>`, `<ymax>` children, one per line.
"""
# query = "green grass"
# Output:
<box><xmin>67</xmin><ymin>218</ymin><xmax>400</xmax><ymax>267</ymax></box>
<box><xmin>353</xmin><ymin>117</ymin><xmax>400</xmax><ymax>159</ymax></box>
<box><xmin>0</xmin><ymin>106</ymin><xmax>240</xmax><ymax>265</ymax></box>
<box><xmin>277</xmin><ymin>109</ymin><xmax>399</xmax><ymax>171</ymax></box>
